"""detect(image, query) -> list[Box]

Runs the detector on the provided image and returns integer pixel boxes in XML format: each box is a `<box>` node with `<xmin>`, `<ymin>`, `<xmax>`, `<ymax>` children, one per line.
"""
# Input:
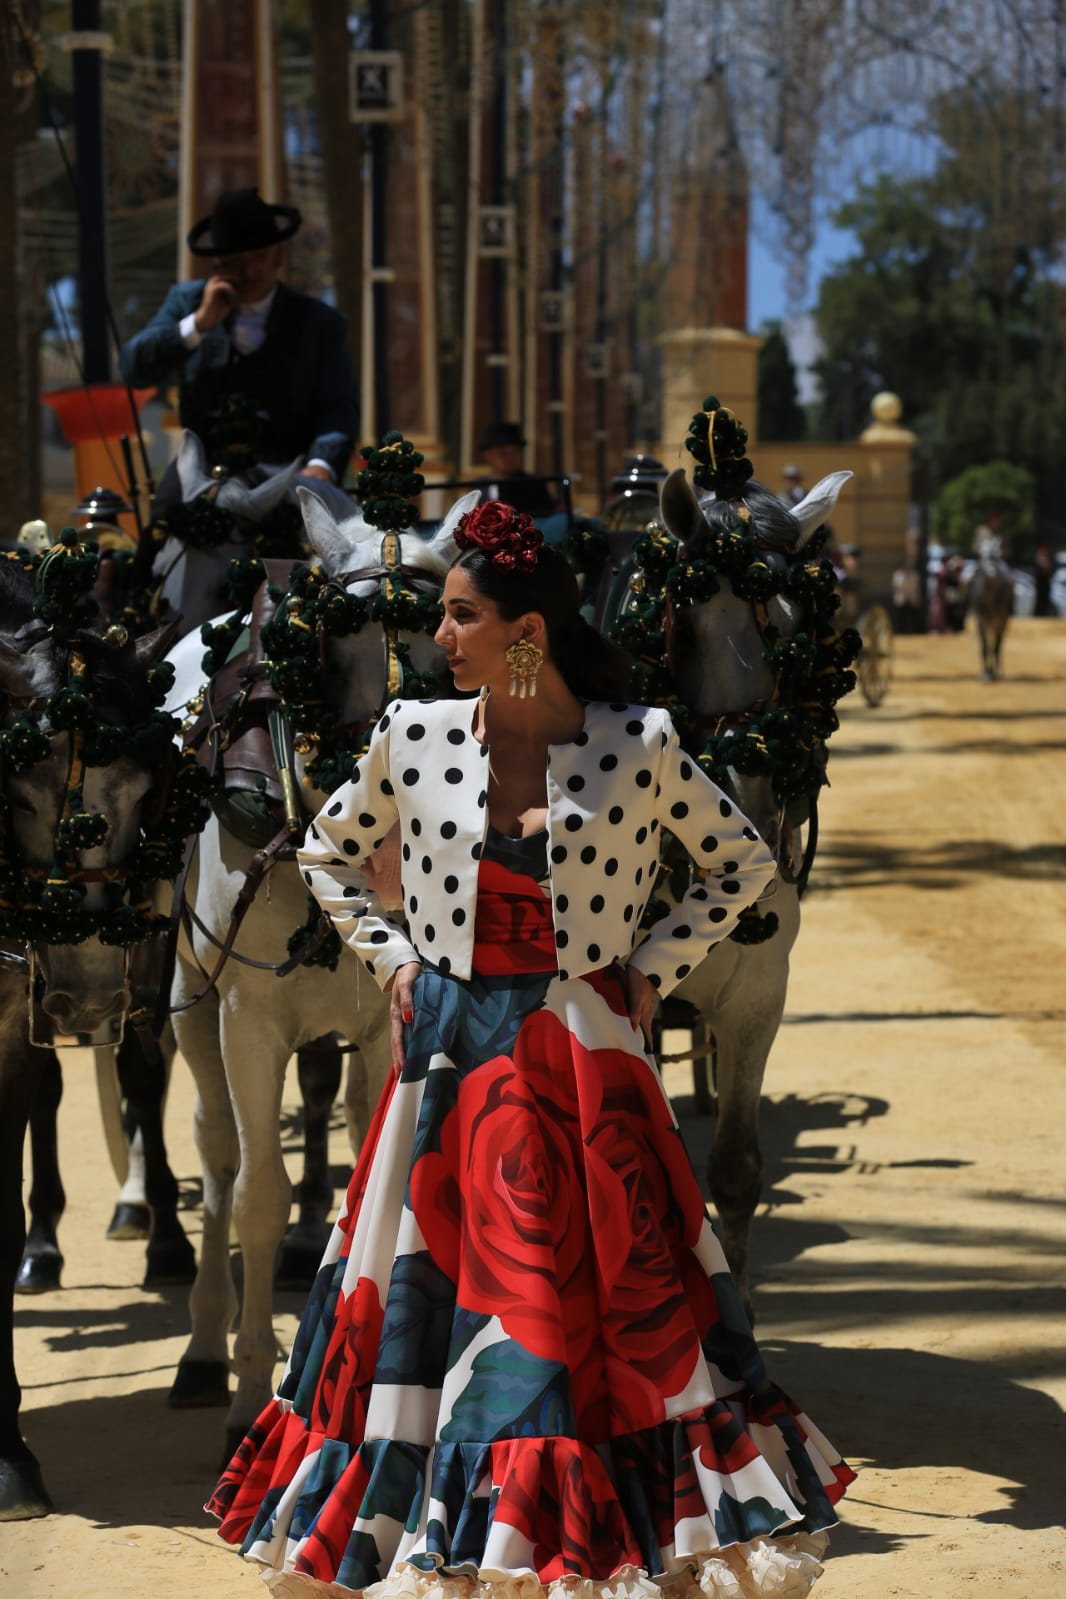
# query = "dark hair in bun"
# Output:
<box><xmin>453</xmin><ymin>539</ymin><xmax>633</xmax><ymax>702</ymax></box>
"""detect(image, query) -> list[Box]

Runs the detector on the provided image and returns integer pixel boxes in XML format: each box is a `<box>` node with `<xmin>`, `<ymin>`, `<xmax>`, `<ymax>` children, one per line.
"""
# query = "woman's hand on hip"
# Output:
<box><xmin>386</xmin><ymin>961</ymin><xmax>422</xmax><ymax>1077</ymax></box>
<box><xmin>623</xmin><ymin>964</ymin><xmax>658</xmax><ymax>1049</ymax></box>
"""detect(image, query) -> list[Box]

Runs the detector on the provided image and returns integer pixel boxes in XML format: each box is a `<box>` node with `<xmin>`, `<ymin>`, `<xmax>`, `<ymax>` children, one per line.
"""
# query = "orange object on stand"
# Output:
<box><xmin>42</xmin><ymin>383</ymin><xmax>155</xmax><ymax>537</ymax></box>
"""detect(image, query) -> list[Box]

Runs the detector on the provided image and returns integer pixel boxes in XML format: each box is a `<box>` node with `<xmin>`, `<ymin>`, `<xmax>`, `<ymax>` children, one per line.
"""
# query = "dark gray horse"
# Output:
<box><xmin>969</xmin><ymin>554</ymin><xmax>1015</xmax><ymax>680</ymax></box>
<box><xmin>0</xmin><ymin>554</ymin><xmax>186</xmax><ymax>1519</ymax></box>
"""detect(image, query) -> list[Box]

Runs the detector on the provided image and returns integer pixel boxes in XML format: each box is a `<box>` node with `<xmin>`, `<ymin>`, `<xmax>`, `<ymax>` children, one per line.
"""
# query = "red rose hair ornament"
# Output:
<box><xmin>454</xmin><ymin>501</ymin><xmax>543</xmax><ymax>574</ymax></box>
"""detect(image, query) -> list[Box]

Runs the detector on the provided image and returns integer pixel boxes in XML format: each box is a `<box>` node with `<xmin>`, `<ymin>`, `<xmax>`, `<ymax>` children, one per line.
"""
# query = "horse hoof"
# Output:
<box><xmin>169</xmin><ymin>1359</ymin><xmax>231</xmax><ymax>1409</ymax></box>
<box><xmin>14</xmin><ymin>1249</ymin><xmax>63</xmax><ymax>1295</ymax></box>
<box><xmin>275</xmin><ymin>1235</ymin><xmax>327</xmax><ymax>1292</ymax></box>
<box><xmin>107</xmin><ymin>1202</ymin><xmax>151</xmax><ymax>1241</ymax></box>
<box><xmin>142</xmin><ymin>1234</ymin><xmax>197</xmax><ymax>1289</ymax></box>
<box><xmin>0</xmin><ymin>1455</ymin><xmax>54</xmax><ymax>1520</ymax></box>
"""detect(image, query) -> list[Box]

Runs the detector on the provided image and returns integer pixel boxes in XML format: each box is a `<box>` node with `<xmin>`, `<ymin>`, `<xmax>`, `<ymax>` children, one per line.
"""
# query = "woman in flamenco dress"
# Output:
<box><xmin>208</xmin><ymin>503</ymin><xmax>854</xmax><ymax>1599</ymax></box>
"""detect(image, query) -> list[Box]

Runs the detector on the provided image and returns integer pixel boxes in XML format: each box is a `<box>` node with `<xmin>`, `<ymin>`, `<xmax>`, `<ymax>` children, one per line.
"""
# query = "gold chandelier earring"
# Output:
<box><xmin>505</xmin><ymin>638</ymin><xmax>544</xmax><ymax>699</ymax></box>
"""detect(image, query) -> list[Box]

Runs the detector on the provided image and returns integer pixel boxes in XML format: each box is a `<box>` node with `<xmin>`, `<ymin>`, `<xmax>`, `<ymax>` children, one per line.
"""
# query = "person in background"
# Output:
<box><xmin>1033</xmin><ymin>544</ymin><xmax>1054</xmax><ymax>617</ymax></box>
<box><xmin>119</xmin><ymin>187</ymin><xmax>359</xmax><ymax>486</ymax></box>
<box><xmin>478</xmin><ymin>420</ymin><xmax>557</xmax><ymax>517</ymax></box>
<box><xmin>780</xmin><ymin>462</ymin><xmax>806</xmax><ymax>507</ymax></box>
<box><xmin>891</xmin><ymin>559</ymin><xmax>922</xmax><ymax>634</ymax></box>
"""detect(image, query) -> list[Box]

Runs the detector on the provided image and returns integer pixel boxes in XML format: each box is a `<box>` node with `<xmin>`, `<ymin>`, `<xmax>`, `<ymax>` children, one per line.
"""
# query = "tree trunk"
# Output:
<box><xmin>310</xmin><ymin>2</ymin><xmax>364</xmax><ymax>380</ymax></box>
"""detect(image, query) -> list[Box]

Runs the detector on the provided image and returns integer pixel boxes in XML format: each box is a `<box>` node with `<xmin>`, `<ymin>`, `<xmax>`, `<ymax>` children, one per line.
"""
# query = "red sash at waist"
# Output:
<box><xmin>472</xmin><ymin>858</ymin><xmax>558</xmax><ymax>976</ymax></box>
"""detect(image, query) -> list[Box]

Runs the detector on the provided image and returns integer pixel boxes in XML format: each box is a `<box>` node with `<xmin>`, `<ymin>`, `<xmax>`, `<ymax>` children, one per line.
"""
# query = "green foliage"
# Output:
<box><xmin>813</xmin><ymin>84</ymin><xmax>1066</xmax><ymax>541</ymax></box>
<box><xmin>934</xmin><ymin>462</ymin><xmax>1036</xmax><ymax>547</ymax></box>
<box><xmin>757</xmin><ymin>325</ymin><xmax>806</xmax><ymax>442</ymax></box>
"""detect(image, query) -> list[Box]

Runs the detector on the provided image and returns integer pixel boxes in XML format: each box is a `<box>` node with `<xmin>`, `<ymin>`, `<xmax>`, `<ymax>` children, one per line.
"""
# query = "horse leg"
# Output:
<box><xmin>708</xmin><ymin>993</ymin><xmax>787</xmax><ymax>1312</ymax></box>
<box><xmin>275</xmin><ymin>1036</ymin><xmax>343</xmax><ymax>1290</ymax></box>
<box><xmin>345</xmin><ymin>1001</ymin><xmax>392</xmax><ymax>1156</ymax></box>
<box><xmin>0</xmin><ymin>1024</ymin><xmax>53</xmax><ymax>1519</ymax></box>
<box><xmin>169</xmin><ymin>986</ymin><xmax>236</xmax><ymax>1411</ymax></box>
<box><xmin>107</xmin><ymin>1119</ymin><xmax>151</xmax><ymax>1239</ymax></box>
<box><xmin>223</xmin><ymin>1008</ymin><xmax>293</xmax><ymax>1454</ymax></box>
<box><xmin>15</xmin><ymin>1052</ymin><xmax>65</xmax><ymax>1295</ymax></box>
<box><xmin>116</xmin><ymin>1028</ymin><xmax>196</xmax><ymax>1288</ymax></box>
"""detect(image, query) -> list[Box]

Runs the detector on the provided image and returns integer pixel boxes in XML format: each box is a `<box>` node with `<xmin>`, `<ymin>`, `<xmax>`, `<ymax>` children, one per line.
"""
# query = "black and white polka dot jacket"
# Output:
<box><xmin>297</xmin><ymin>696</ymin><xmax>776</xmax><ymax>997</ymax></box>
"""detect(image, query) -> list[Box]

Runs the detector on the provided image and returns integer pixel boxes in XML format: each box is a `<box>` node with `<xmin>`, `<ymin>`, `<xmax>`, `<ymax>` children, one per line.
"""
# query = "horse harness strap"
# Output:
<box><xmin>167</xmin><ymin>820</ymin><xmax>324</xmax><ymax>1016</ymax></box>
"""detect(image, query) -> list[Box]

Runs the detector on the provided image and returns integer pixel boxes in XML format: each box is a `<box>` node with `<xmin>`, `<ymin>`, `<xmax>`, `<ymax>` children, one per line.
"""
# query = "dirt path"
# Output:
<box><xmin>4</xmin><ymin>618</ymin><xmax>1064</xmax><ymax>1599</ymax></box>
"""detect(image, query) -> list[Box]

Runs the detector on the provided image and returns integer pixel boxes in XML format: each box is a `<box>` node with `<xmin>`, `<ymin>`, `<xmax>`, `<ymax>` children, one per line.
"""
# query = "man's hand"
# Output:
<box><xmin>302</xmin><ymin>463</ymin><xmax>333</xmax><ymax>482</ymax></box>
<box><xmin>194</xmin><ymin>275</ymin><xmax>237</xmax><ymax>333</ymax></box>
<box><xmin>386</xmin><ymin>961</ymin><xmax>422</xmax><ymax>1077</ymax></box>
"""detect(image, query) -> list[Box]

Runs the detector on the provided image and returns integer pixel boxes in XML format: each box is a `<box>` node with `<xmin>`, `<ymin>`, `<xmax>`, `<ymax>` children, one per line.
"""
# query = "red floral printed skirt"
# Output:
<box><xmin>208</xmin><ymin>860</ymin><xmax>853</xmax><ymax>1598</ymax></box>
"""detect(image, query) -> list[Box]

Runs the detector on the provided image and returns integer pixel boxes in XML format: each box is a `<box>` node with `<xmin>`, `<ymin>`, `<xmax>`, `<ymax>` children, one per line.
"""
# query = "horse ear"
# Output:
<box><xmin>660</xmin><ymin>469</ymin><xmax>705</xmax><ymax>546</ymax></box>
<box><xmin>427</xmin><ymin>489</ymin><xmax>480</xmax><ymax>570</ymax></box>
<box><xmin>790</xmin><ymin>471</ymin><xmax>854</xmax><ymax>548</ymax></box>
<box><xmin>133</xmin><ymin>619</ymin><xmax>182</xmax><ymax>669</ymax></box>
<box><xmin>0</xmin><ymin>637</ymin><xmax>57</xmax><ymax>700</ymax></box>
<box><xmin>297</xmin><ymin>486</ymin><xmax>365</xmax><ymax>576</ymax></box>
<box><xmin>176</xmin><ymin>430</ymin><xmax>214</xmax><ymax>503</ymax></box>
<box><xmin>0</xmin><ymin>638</ymin><xmax>32</xmax><ymax>700</ymax></box>
<box><xmin>217</xmin><ymin>456</ymin><xmax>302</xmax><ymax>520</ymax></box>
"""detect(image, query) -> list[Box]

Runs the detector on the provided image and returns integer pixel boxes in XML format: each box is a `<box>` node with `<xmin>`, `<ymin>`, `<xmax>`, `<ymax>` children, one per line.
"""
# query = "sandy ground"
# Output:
<box><xmin>3</xmin><ymin>618</ymin><xmax>1064</xmax><ymax>1599</ymax></box>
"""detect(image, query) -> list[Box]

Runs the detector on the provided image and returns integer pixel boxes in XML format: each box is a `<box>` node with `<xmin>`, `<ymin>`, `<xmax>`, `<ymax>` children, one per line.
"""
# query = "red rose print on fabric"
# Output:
<box><xmin>312</xmin><ymin>1275</ymin><xmax>385</xmax><ymax>1441</ymax></box>
<box><xmin>490</xmin><ymin>1436</ymin><xmax>643</xmax><ymax>1580</ymax></box>
<box><xmin>410</xmin><ymin>1015</ymin><xmax>598</xmax><ymax>1373</ymax></box>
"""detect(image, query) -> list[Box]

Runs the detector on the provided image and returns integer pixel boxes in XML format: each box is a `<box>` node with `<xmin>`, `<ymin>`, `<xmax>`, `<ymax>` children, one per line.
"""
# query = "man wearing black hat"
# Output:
<box><xmin>119</xmin><ymin>188</ymin><xmax>359</xmax><ymax>483</ymax></box>
<box><xmin>478</xmin><ymin>421</ymin><xmax>557</xmax><ymax>518</ymax></box>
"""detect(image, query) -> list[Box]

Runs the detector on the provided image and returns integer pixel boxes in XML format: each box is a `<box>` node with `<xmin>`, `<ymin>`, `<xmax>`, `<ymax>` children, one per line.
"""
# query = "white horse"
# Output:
<box><xmin>657</xmin><ymin>468</ymin><xmax>853</xmax><ymax>1305</ymax></box>
<box><xmin>163</xmin><ymin>488</ymin><xmax>478</xmax><ymax>1452</ymax></box>
<box><xmin>153</xmin><ymin>431</ymin><xmax>357</xmax><ymax>636</ymax></box>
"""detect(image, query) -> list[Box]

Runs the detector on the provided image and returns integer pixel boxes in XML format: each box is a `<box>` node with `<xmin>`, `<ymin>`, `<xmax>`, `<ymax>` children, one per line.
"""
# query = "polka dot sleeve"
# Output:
<box><xmin>296</xmin><ymin>701</ymin><xmax>419</xmax><ymax>991</ymax></box>
<box><xmin>626</xmin><ymin>712</ymin><xmax>776</xmax><ymax>997</ymax></box>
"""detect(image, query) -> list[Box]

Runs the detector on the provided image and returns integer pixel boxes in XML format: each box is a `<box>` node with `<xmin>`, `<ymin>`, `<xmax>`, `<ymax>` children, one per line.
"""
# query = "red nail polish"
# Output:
<box><xmin>403</xmin><ymin>1009</ymin><xmax>413</xmax><ymax>1023</ymax></box>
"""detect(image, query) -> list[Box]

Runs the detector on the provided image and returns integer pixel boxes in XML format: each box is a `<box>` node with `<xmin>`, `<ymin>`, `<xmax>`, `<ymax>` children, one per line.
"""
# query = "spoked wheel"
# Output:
<box><xmin>856</xmin><ymin>603</ymin><xmax>894</xmax><ymax>706</ymax></box>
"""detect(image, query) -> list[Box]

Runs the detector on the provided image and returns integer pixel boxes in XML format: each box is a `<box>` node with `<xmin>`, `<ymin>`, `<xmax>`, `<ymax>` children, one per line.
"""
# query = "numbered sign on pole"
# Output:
<box><xmin>477</xmin><ymin>205</ymin><xmax>516</xmax><ymax>257</ymax></box>
<box><xmin>349</xmin><ymin>51</ymin><xmax>404</xmax><ymax>122</ymax></box>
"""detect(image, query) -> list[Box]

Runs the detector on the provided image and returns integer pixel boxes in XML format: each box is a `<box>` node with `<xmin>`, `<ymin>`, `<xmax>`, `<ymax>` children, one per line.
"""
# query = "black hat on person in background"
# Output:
<box><xmin>609</xmin><ymin>454</ymin><xmax>668</xmax><ymax>494</ymax></box>
<box><xmin>187</xmin><ymin>187</ymin><xmax>303</xmax><ymax>257</ymax></box>
<box><xmin>480</xmin><ymin>420</ymin><xmax>527</xmax><ymax>451</ymax></box>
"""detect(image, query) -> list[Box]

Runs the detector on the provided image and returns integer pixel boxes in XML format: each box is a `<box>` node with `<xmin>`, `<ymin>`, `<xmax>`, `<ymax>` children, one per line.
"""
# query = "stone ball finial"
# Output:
<box><xmin>870</xmin><ymin>391</ymin><xmax>903</xmax><ymax>424</ymax></box>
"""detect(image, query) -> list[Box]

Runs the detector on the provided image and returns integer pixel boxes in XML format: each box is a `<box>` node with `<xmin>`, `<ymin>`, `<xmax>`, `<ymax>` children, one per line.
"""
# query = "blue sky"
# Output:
<box><xmin>747</xmin><ymin>201</ymin><xmax>859</xmax><ymax>329</ymax></box>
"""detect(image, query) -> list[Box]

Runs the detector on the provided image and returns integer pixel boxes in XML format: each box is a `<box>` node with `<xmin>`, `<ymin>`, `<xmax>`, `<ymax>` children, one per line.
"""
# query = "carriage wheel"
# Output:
<box><xmin>857</xmin><ymin>604</ymin><xmax>894</xmax><ymax>706</ymax></box>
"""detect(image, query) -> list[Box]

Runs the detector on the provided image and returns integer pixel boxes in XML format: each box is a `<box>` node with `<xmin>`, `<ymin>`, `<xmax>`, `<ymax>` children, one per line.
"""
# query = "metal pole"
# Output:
<box><xmin>71</xmin><ymin>0</ymin><xmax>110</xmax><ymax>383</ymax></box>
<box><xmin>370</xmin><ymin>0</ymin><xmax>391</xmax><ymax>436</ymax></box>
<box><xmin>488</xmin><ymin>0</ymin><xmax>507</xmax><ymax>421</ymax></box>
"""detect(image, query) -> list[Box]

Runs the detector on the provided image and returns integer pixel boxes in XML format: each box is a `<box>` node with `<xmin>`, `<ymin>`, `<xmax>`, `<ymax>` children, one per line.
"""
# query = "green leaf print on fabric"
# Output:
<box><xmin>440</xmin><ymin>1338</ymin><xmax>576</xmax><ymax>1442</ymax></box>
<box><xmin>713</xmin><ymin>1491</ymin><xmax>792</xmax><ymax>1546</ymax></box>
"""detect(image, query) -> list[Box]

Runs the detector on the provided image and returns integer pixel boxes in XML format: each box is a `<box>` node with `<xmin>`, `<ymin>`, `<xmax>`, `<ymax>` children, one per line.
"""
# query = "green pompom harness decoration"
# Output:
<box><xmin>601</xmin><ymin>502</ymin><xmax>861</xmax><ymax>945</ymax></box>
<box><xmin>192</xmin><ymin>434</ymin><xmax>446</xmax><ymax>971</ymax></box>
<box><xmin>0</xmin><ymin>532</ymin><xmax>213</xmax><ymax>948</ymax></box>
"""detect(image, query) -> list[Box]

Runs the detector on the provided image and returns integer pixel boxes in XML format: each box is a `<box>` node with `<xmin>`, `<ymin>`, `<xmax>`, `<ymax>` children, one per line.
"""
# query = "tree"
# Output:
<box><xmin>812</xmin><ymin>84</ymin><xmax>1066</xmax><ymax>539</ymax></box>
<box><xmin>757</xmin><ymin>324</ymin><xmax>805</xmax><ymax>442</ymax></box>
<box><xmin>934</xmin><ymin>462</ymin><xmax>1035</xmax><ymax>551</ymax></box>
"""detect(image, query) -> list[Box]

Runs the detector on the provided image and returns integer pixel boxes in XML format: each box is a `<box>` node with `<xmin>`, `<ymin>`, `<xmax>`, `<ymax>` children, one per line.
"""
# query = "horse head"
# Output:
<box><xmin>0</xmin><ymin>559</ymin><xmax>179</xmax><ymax>1040</ymax></box>
<box><xmin>659</xmin><ymin>467</ymin><xmax>852</xmax><ymax>852</ymax></box>
<box><xmin>157</xmin><ymin>431</ymin><xmax>360</xmax><ymax>637</ymax></box>
<box><xmin>297</xmin><ymin>486</ymin><xmax>479</xmax><ymax>733</ymax></box>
